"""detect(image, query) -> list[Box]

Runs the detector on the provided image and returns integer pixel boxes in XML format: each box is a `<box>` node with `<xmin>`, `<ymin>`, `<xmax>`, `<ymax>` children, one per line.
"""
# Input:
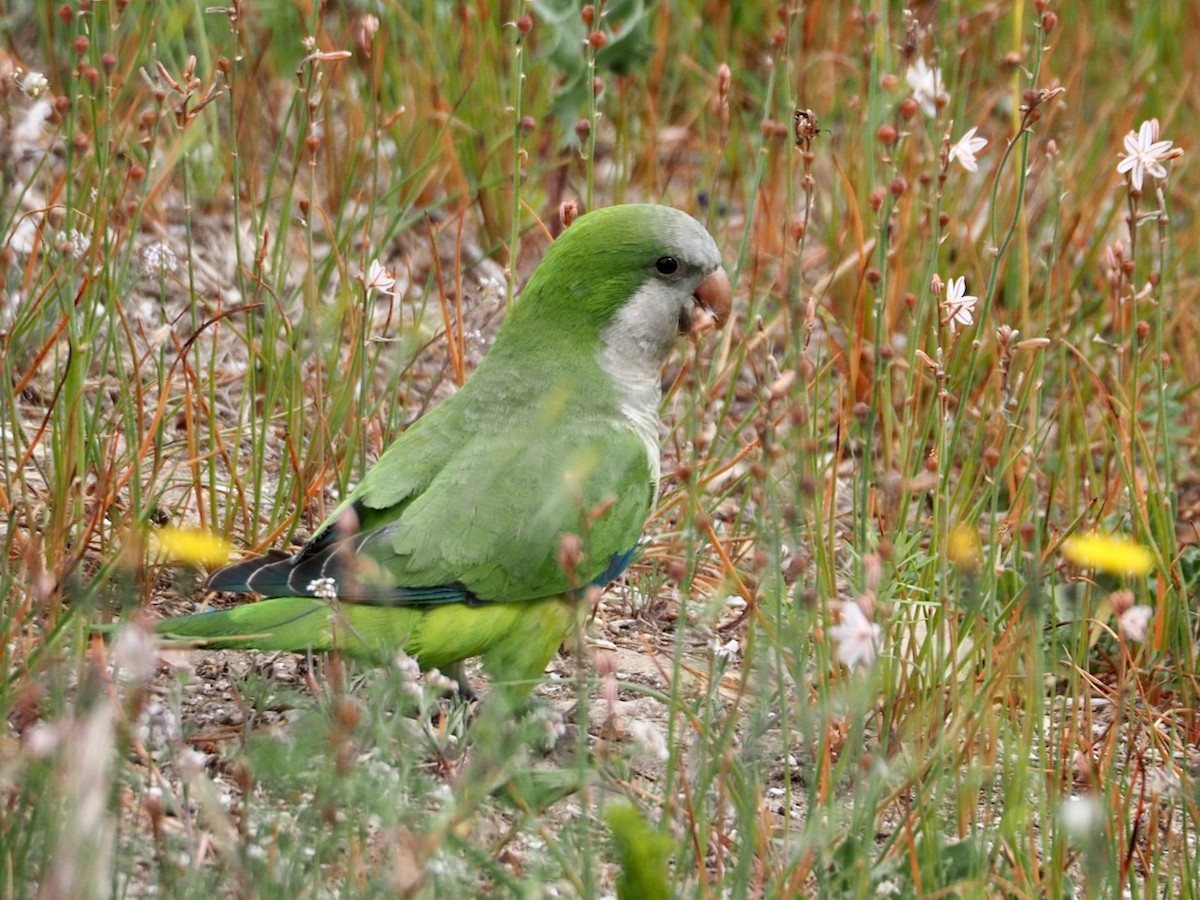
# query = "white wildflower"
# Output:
<box><xmin>830</xmin><ymin>600</ymin><xmax>881</xmax><ymax>669</ymax></box>
<box><xmin>1118</xmin><ymin>605</ymin><xmax>1153</xmax><ymax>643</ymax></box>
<box><xmin>364</xmin><ymin>259</ymin><xmax>397</xmax><ymax>297</ymax></box>
<box><xmin>17</xmin><ymin>70</ymin><xmax>50</xmax><ymax>98</ymax></box>
<box><xmin>906</xmin><ymin>57</ymin><xmax>947</xmax><ymax>118</ymax></box>
<box><xmin>1109</xmin><ymin>588</ymin><xmax>1153</xmax><ymax>642</ymax></box>
<box><xmin>1117</xmin><ymin>118</ymin><xmax>1183</xmax><ymax>193</ymax></box>
<box><xmin>394</xmin><ymin>650</ymin><xmax>424</xmax><ymax>699</ymax></box>
<box><xmin>307</xmin><ymin>576</ymin><xmax>339</xmax><ymax>600</ymax></box>
<box><xmin>948</xmin><ymin>126</ymin><xmax>988</xmax><ymax>172</ymax></box>
<box><xmin>709</xmin><ymin>635</ymin><xmax>740</xmax><ymax>662</ymax></box>
<box><xmin>942</xmin><ymin>276</ymin><xmax>978</xmax><ymax>333</ymax></box>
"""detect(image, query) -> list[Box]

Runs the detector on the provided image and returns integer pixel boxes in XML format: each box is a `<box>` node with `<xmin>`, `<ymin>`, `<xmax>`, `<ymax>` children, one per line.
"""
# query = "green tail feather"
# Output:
<box><xmin>155</xmin><ymin>596</ymin><xmax>404</xmax><ymax>660</ymax></box>
<box><xmin>156</xmin><ymin>595</ymin><xmax>579</xmax><ymax>706</ymax></box>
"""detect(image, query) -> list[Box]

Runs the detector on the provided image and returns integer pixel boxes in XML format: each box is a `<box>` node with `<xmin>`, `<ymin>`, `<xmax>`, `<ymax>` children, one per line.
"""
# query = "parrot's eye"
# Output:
<box><xmin>654</xmin><ymin>256</ymin><xmax>680</xmax><ymax>276</ymax></box>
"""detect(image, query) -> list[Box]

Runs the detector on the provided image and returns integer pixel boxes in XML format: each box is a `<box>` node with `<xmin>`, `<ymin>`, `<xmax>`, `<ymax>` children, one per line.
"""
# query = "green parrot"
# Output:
<box><xmin>157</xmin><ymin>204</ymin><xmax>731</xmax><ymax>706</ymax></box>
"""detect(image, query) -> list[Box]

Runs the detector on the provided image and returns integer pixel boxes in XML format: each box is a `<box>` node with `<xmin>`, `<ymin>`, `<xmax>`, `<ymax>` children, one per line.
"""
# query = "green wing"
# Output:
<box><xmin>307</xmin><ymin>371</ymin><xmax>654</xmax><ymax>604</ymax></box>
<box><xmin>354</xmin><ymin>412</ymin><xmax>653</xmax><ymax>602</ymax></box>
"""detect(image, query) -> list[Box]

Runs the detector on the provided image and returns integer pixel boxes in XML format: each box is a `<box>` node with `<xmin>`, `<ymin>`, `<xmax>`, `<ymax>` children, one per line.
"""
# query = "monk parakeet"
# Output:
<box><xmin>157</xmin><ymin>204</ymin><xmax>730</xmax><ymax>706</ymax></box>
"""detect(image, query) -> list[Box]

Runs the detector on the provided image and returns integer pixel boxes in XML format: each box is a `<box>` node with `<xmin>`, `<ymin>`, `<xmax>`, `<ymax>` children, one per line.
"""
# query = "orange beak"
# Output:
<box><xmin>686</xmin><ymin>267</ymin><xmax>732</xmax><ymax>338</ymax></box>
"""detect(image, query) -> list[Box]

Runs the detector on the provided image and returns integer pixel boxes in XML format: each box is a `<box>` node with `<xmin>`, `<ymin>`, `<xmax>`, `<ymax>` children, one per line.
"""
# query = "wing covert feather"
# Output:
<box><xmin>356</xmin><ymin>417</ymin><xmax>653</xmax><ymax>603</ymax></box>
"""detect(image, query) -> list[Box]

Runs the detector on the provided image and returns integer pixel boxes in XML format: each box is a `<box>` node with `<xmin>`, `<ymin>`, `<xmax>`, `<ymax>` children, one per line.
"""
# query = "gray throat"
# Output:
<box><xmin>596</xmin><ymin>284</ymin><xmax>682</xmax><ymax>492</ymax></box>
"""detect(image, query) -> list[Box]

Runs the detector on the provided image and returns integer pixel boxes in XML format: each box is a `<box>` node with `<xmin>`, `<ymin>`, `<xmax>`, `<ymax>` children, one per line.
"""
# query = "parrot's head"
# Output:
<box><xmin>512</xmin><ymin>203</ymin><xmax>731</xmax><ymax>371</ymax></box>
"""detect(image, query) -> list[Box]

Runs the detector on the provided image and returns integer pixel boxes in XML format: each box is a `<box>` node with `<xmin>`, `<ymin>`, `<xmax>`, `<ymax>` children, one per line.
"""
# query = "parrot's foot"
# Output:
<box><xmin>441</xmin><ymin>661</ymin><xmax>478</xmax><ymax>702</ymax></box>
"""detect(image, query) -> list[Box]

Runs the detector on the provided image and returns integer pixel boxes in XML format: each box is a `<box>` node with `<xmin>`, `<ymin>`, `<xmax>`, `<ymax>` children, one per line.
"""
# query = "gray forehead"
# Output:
<box><xmin>652</xmin><ymin>211</ymin><xmax>721</xmax><ymax>267</ymax></box>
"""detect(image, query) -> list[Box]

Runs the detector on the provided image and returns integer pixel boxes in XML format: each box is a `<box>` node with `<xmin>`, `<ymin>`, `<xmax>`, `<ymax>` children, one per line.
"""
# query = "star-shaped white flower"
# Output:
<box><xmin>906</xmin><ymin>57</ymin><xmax>948</xmax><ymax>118</ymax></box>
<box><xmin>1117</xmin><ymin>119</ymin><xmax>1182</xmax><ymax>192</ymax></box>
<box><xmin>948</xmin><ymin>127</ymin><xmax>988</xmax><ymax>172</ymax></box>
<box><xmin>365</xmin><ymin>259</ymin><xmax>397</xmax><ymax>297</ymax></box>
<box><xmin>943</xmin><ymin>276</ymin><xmax>978</xmax><ymax>332</ymax></box>
<box><xmin>830</xmin><ymin>601</ymin><xmax>881</xmax><ymax>669</ymax></box>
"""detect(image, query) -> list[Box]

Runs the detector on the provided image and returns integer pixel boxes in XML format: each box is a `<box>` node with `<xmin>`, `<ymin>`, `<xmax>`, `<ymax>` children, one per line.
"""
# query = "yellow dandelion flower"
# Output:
<box><xmin>151</xmin><ymin>526</ymin><xmax>233</xmax><ymax>568</ymax></box>
<box><xmin>1061</xmin><ymin>532</ymin><xmax>1153</xmax><ymax>577</ymax></box>
<box><xmin>947</xmin><ymin>523</ymin><xmax>982</xmax><ymax>573</ymax></box>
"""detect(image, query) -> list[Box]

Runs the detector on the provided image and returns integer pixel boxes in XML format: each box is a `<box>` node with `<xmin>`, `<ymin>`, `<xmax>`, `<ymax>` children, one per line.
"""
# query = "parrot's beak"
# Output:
<box><xmin>683</xmin><ymin>267</ymin><xmax>732</xmax><ymax>338</ymax></box>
